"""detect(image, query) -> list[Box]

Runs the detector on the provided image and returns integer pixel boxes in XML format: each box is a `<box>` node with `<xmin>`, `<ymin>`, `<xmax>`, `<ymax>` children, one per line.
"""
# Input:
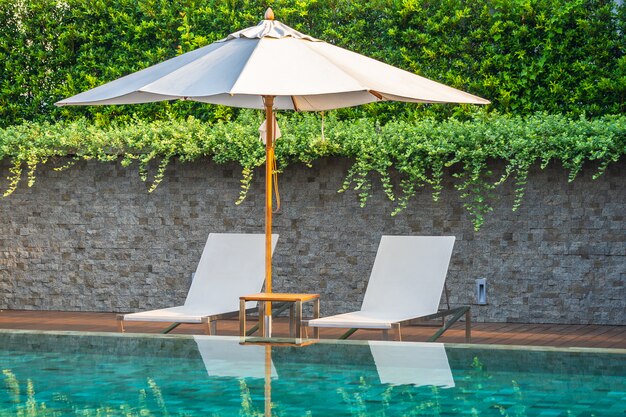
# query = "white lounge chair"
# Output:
<box><xmin>118</xmin><ymin>233</ymin><xmax>278</xmax><ymax>335</ymax></box>
<box><xmin>306</xmin><ymin>236</ymin><xmax>470</xmax><ymax>342</ymax></box>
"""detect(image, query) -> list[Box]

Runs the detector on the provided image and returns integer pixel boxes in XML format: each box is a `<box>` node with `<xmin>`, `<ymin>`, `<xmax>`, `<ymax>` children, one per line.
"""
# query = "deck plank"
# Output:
<box><xmin>0</xmin><ymin>310</ymin><xmax>624</xmax><ymax>348</ymax></box>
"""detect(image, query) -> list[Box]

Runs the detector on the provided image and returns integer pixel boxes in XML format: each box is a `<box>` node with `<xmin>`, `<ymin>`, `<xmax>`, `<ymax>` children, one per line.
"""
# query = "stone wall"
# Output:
<box><xmin>0</xmin><ymin>157</ymin><xmax>624</xmax><ymax>324</ymax></box>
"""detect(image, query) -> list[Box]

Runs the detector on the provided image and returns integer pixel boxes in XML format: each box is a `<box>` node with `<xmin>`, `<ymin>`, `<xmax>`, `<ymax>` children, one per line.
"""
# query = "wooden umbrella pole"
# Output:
<box><xmin>264</xmin><ymin>95</ymin><xmax>275</xmax><ymax>335</ymax></box>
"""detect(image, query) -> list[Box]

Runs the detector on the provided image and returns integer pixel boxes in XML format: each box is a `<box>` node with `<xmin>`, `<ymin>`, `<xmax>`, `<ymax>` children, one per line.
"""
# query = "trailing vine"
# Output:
<box><xmin>0</xmin><ymin>111</ymin><xmax>624</xmax><ymax>230</ymax></box>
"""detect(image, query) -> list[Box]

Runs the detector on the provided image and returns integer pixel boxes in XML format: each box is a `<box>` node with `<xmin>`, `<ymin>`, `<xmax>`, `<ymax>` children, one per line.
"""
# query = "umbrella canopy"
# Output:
<box><xmin>56</xmin><ymin>12</ymin><xmax>488</xmax><ymax>109</ymax></box>
<box><xmin>56</xmin><ymin>9</ymin><xmax>489</xmax><ymax>336</ymax></box>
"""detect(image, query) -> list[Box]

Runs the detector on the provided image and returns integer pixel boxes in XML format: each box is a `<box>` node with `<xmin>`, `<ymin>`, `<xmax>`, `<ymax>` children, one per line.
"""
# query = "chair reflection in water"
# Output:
<box><xmin>192</xmin><ymin>336</ymin><xmax>454</xmax><ymax>416</ymax></box>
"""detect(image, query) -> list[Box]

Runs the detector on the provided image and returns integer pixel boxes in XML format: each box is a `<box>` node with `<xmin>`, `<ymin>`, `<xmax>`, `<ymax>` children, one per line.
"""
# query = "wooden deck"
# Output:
<box><xmin>1</xmin><ymin>310</ymin><xmax>624</xmax><ymax>348</ymax></box>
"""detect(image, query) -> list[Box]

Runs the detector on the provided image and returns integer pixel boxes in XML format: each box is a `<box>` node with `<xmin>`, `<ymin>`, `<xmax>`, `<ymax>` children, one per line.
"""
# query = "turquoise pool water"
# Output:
<box><xmin>0</xmin><ymin>331</ymin><xmax>624</xmax><ymax>416</ymax></box>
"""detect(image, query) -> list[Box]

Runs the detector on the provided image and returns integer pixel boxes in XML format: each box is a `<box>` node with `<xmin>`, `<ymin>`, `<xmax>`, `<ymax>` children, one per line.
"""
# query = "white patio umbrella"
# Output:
<box><xmin>56</xmin><ymin>8</ymin><xmax>489</xmax><ymax>335</ymax></box>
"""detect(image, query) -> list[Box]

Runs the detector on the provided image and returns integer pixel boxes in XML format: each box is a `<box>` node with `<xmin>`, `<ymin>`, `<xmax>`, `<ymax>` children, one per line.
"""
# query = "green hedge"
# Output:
<box><xmin>0</xmin><ymin>0</ymin><xmax>624</xmax><ymax>126</ymax></box>
<box><xmin>1</xmin><ymin>112</ymin><xmax>624</xmax><ymax>229</ymax></box>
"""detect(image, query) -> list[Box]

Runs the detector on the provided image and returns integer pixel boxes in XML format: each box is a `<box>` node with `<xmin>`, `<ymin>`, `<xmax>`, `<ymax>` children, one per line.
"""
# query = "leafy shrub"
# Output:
<box><xmin>0</xmin><ymin>0</ymin><xmax>623</xmax><ymax>126</ymax></box>
<box><xmin>1</xmin><ymin>112</ymin><xmax>623</xmax><ymax>229</ymax></box>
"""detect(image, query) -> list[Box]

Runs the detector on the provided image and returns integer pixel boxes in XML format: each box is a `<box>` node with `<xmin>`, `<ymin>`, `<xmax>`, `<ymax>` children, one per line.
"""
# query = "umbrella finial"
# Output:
<box><xmin>264</xmin><ymin>7</ymin><xmax>275</xmax><ymax>21</ymax></box>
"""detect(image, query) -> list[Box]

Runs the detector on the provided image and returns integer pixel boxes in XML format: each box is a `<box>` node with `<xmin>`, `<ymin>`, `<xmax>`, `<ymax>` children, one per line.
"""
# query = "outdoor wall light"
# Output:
<box><xmin>475</xmin><ymin>278</ymin><xmax>488</xmax><ymax>305</ymax></box>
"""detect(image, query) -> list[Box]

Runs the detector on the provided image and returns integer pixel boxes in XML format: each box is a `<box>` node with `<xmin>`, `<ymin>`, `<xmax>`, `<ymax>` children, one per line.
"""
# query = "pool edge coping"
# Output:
<box><xmin>1</xmin><ymin>328</ymin><xmax>624</xmax><ymax>354</ymax></box>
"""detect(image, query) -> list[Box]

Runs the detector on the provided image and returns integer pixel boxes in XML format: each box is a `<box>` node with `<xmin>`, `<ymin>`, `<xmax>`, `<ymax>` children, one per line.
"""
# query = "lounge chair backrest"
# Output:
<box><xmin>184</xmin><ymin>233</ymin><xmax>279</xmax><ymax>312</ymax></box>
<box><xmin>360</xmin><ymin>236</ymin><xmax>455</xmax><ymax>319</ymax></box>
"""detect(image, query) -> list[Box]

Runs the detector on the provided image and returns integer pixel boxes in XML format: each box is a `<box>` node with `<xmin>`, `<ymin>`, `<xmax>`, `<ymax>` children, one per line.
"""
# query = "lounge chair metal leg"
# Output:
<box><xmin>339</xmin><ymin>328</ymin><xmax>358</xmax><ymax>340</ymax></box>
<box><xmin>116</xmin><ymin>315</ymin><xmax>125</xmax><ymax>333</ymax></box>
<box><xmin>392</xmin><ymin>323</ymin><xmax>402</xmax><ymax>341</ymax></box>
<box><xmin>161</xmin><ymin>322</ymin><xmax>181</xmax><ymax>334</ymax></box>
<box><xmin>246</xmin><ymin>324</ymin><xmax>259</xmax><ymax>336</ymax></box>
<box><xmin>202</xmin><ymin>318</ymin><xmax>216</xmax><ymax>335</ymax></box>
<box><xmin>427</xmin><ymin>306</ymin><xmax>469</xmax><ymax>342</ymax></box>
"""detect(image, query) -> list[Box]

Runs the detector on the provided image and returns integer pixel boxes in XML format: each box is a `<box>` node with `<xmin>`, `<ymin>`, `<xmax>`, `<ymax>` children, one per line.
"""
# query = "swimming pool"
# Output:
<box><xmin>1</xmin><ymin>330</ymin><xmax>624</xmax><ymax>416</ymax></box>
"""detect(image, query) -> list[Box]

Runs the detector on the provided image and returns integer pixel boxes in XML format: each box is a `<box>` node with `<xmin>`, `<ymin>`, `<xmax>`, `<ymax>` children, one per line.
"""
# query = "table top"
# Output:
<box><xmin>240</xmin><ymin>292</ymin><xmax>320</xmax><ymax>302</ymax></box>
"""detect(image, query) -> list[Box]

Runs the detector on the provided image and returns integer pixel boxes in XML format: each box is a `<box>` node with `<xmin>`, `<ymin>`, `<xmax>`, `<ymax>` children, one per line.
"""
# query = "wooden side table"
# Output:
<box><xmin>239</xmin><ymin>293</ymin><xmax>320</xmax><ymax>339</ymax></box>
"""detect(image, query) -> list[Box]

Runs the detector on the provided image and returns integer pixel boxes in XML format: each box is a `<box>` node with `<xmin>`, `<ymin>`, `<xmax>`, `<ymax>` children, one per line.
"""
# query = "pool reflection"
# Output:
<box><xmin>0</xmin><ymin>332</ymin><xmax>623</xmax><ymax>416</ymax></box>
